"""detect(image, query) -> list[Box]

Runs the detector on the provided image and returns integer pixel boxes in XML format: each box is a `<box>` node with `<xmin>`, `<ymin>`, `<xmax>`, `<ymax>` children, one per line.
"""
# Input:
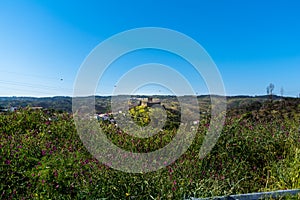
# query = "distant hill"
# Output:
<box><xmin>0</xmin><ymin>96</ymin><xmax>73</xmax><ymax>113</ymax></box>
<box><xmin>0</xmin><ymin>95</ymin><xmax>299</xmax><ymax>114</ymax></box>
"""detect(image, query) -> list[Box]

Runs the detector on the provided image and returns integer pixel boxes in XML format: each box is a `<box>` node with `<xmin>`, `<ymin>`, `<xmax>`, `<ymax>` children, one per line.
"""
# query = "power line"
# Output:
<box><xmin>0</xmin><ymin>69</ymin><xmax>73</xmax><ymax>83</ymax></box>
<box><xmin>0</xmin><ymin>85</ymin><xmax>56</xmax><ymax>95</ymax></box>
<box><xmin>0</xmin><ymin>80</ymin><xmax>73</xmax><ymax>92</ymax></box>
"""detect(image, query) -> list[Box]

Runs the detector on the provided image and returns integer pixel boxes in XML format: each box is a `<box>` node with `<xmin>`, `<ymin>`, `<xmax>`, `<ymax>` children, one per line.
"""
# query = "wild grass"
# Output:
<box><xmin>0</xmin><ymin>104</ymin><xmax>299</xmax><ymax>199</ymax></box>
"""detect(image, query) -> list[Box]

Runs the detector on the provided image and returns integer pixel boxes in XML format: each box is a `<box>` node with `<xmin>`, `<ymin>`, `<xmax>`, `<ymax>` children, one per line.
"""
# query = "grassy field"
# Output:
<box><xmin>0</xmin><ymin>98</ymin><xmax>300</xmax><ymax>199</ymax></box>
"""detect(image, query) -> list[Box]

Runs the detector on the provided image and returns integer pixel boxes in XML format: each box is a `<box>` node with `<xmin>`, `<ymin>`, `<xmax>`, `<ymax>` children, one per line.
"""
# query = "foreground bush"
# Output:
<box><xmin>0</xmin><ymin>107</ymin><xmax>299</xmax><ymax>199</ymax></box>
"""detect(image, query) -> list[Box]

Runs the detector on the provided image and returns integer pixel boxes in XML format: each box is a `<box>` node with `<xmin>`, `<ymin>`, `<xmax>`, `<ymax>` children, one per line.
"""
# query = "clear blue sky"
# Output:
<box><xmin>0</xmin><ymin>0</ymin><xmax>299</xmax><ymax>97</ymax></box>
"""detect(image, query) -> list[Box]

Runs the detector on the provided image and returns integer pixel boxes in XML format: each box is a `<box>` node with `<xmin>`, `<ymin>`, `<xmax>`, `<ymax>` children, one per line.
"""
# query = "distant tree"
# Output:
<box><xmin>280</xmin><ymin>87</ymin><xmax>284</xmax><ymax>97</ymax></box>
<box><xmin>266</xmin><ymin>83</ymin><xmax>275</xmax><ymax>100</ymax></box>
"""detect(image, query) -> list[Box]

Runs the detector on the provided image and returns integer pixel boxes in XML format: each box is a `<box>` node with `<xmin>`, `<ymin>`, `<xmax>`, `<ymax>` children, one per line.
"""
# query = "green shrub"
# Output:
<box><xmin>0</xmin><ymin>108</ymin><xmax>299</xmax><ymax>199</ymax></box>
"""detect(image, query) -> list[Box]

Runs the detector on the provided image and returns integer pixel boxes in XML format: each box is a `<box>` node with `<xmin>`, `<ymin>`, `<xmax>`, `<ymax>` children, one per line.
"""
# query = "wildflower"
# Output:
<box><xmin>285</xmin><ymin>132</ymin><xmax>289</xmax><ymax>137</ymax></box>
<box><xmin>126</xmin><ymin>193</ymin><xmax>130</xmax><ymax>197</ymax></box>
<box><xmin>5</xmin><ymin>159</ymin><xmax>11</xmax><ymax>165</ymax></box>
<box><xmin>73</xmin><ymin>173</ymin><xmax>78</xmax><ymax>178</ymax></box>
<box><xmin>172</xmin><ymin>187</ymin><xmax>176</xmax><ymax>191</ymax></box>
<box><xmin>173</xmin><ymin>180</ymin><xmax>177</xmax><ymax>185</ymax></box>
<box><xmin>41</xmin><ymin>150</ymin><xmax>46</xmax><ymax>156</ymax></box>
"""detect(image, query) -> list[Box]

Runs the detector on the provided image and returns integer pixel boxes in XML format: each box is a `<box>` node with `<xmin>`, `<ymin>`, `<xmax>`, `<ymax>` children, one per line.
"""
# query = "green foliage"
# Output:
<box><xmin>0</xmin><ymin>102</ymin><xmax>300</xmax><ymax>199</ymax></box>
<box><xmin>129</xmin><ymin>105</ymin><xmax>151</xmax><ymax>126</ymax></box>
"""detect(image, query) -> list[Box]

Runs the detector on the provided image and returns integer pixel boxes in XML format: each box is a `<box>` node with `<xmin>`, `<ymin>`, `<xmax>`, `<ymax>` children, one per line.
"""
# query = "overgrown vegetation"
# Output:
<box><xmin>0</xmin><ymin>98</ymin><xmax>299</xmax><ymax>199</ymax></box>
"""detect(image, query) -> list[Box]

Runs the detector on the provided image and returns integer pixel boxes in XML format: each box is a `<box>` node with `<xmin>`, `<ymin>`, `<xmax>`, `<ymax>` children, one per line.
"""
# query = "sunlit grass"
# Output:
<box><xmin>0</xmin><ymin>105</ymin><xmax>299</xmax><ymax>199</ymax></box>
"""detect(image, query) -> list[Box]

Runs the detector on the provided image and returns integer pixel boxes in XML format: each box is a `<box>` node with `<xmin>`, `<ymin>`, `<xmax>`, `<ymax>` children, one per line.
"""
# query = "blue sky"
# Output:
<box><xmin>0</xmin><ymin>0</ymin><xmax>299</xmax><ymax>97</ymax></box>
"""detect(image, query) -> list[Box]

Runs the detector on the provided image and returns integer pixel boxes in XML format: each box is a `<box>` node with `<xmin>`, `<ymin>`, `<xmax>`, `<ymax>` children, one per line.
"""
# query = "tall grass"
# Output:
<box><xmin>0</xmin><ymin>107</ymin><xmax>299</xmax><ymax>199</ymax></box>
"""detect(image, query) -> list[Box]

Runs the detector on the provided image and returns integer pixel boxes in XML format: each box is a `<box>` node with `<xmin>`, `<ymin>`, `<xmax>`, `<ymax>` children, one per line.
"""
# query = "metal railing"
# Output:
<box><xmin>186</xmin><ymin>189</ymin><xmax>300</xmax><ymax>200</ymax></box>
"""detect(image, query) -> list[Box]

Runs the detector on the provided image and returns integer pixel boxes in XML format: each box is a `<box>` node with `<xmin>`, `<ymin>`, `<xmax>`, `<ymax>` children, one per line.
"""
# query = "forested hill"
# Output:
<box><xmin>0</xmin><ymin>95</ymin><xmax>299</xmax><ymax>114</ymax></box>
